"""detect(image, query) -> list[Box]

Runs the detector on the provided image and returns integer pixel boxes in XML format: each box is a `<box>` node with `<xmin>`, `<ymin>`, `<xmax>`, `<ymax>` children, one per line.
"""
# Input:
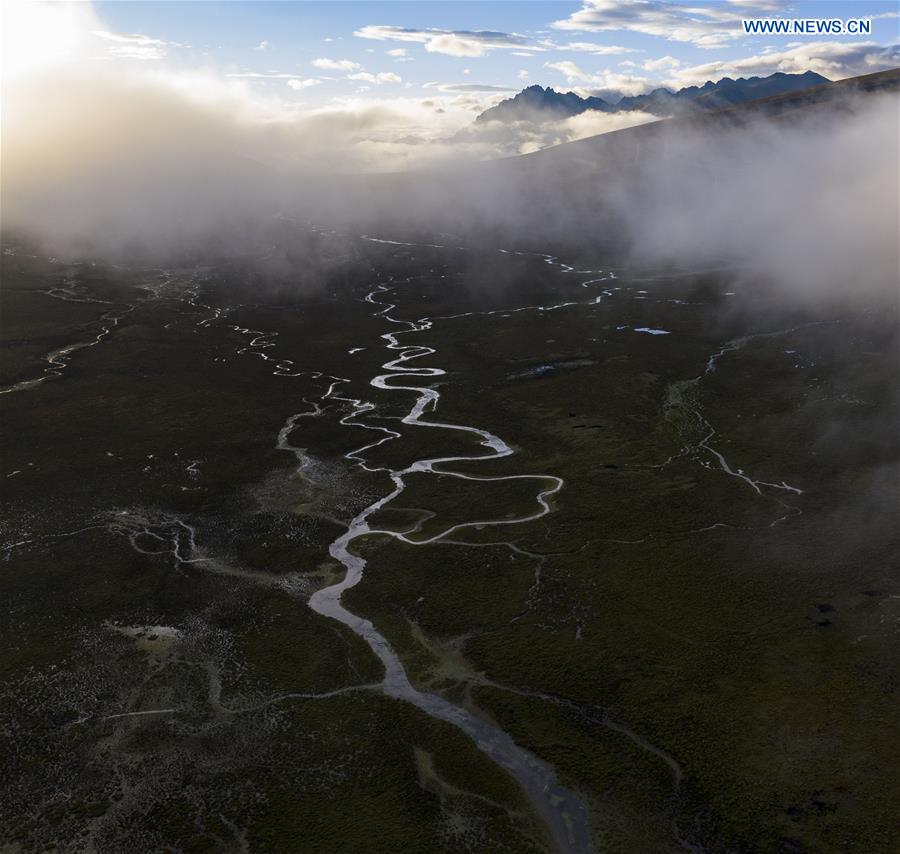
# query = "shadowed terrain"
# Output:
<box><xmin>2</xmin><ymin>72</ymin><xmax>899</xmax><ymax>853</ymax></box>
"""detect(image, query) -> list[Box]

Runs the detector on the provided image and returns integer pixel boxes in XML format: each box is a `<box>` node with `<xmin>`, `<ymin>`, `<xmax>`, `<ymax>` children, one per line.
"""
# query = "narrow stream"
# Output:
<box><xmin>306</xmin><ymin>278</ymin><xmax>594</xmax><ymax>854</ymax></box>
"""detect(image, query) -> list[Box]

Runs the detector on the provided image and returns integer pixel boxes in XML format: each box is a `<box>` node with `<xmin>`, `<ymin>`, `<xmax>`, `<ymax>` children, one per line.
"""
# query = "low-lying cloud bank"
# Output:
<box><xmin>1</xmin><ymin>64</ymin><xmax>658</xmax><ymax>255</ymax></box>
<box><xmin>2</xmin><ymin>7</ymin><xmax>897</xmax><ymax>306</ymax></box>
<box><xmin>613</xmin><ymin>92</ymin><xmax>899</xmax><ymax>302</ymax></box>
<box><xmin>362</xmin><ymin>88</ymin><xmax>899</xmax><ymax>305</ymax></box>
<box><xmin>452</xmin><ymin>109</ymin><xmax>658</xmax><ymax>155</ymax></box>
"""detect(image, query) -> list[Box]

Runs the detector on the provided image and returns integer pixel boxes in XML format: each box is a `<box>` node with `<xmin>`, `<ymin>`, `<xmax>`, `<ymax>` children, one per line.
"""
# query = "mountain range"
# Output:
<box><xmin>475</xmin><ymin>70</ymin><xmax>831</xmax><ymax>124</ymax></box>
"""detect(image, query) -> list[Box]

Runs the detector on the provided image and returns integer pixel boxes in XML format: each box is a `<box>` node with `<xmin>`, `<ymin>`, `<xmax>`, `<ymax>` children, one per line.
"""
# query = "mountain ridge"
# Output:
<box><xmin>476</xmin><ymin>70</ymin><xmax>831</xmax><ymax>124</ymax></box>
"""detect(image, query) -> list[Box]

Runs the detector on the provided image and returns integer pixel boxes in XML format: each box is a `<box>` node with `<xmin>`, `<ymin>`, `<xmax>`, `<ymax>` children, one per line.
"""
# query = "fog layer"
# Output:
<box><xmin>3</xmin><ymin>60</ymin><xmax>898</xmax><ymax>304</ymax></box>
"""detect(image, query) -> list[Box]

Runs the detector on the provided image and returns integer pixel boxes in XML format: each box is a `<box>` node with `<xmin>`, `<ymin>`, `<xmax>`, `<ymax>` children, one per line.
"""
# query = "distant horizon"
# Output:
<box><xmin>494</xmin><ymin>67</ymin><xmax>833</xmax><ymax>103</ymax></box>
<box><xmin>3</xmin><ymin>1</ymin><xmax>898</xmax><ymax>168</ymax></box>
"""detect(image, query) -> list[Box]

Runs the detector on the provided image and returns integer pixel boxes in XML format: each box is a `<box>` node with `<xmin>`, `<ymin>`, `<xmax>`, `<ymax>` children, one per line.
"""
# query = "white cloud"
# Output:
<box><xmin>387</xmin><ymin>48</ymin><xmax>407</xmax><ymax>57</ymax></box>
<box><xmin>92</xmin><ymin>29</ymin><xmax>179</xmax><ymax>60</ymax></box>
<box><xmin>559</xmin><ymin>108</ymin><xmax>657</xmax><ymax>140</ymax></box>
<box><xmin>544</xmin><ymin>60</ymin><xmax>653</xmax><ymax>98</ymax></box>
<box><xmin>347</xmin><ymin>71</ymin><xmax>402</xmax><ymax>85</ymax></box>
<box><xmin>424</xmin><ymin>82</ymin><xmax>517</xmax><ymax>94</ymax></box>
<box><xmin>287</xmin><ymin>78</ymin><xmax>321</xmax><ymax>91</ymax></box>
<box><xmin>354</xmin><ymin>26</ymin><xmax>636</xmax><ymax>57</ymax></box>
<box><xmin>544</xmin><ymin>60</ymin><xmax>589</xmax><ymax>82</ymax></box>
<box><xmin>643</xmin><ymin>55</ymin><xmax>680</xmax><ymax>72</ymax></box>
<box><xmin>92</xmin><ymin>30</ymin><xmax>168</xmax><ymax>47</ymax></box>
<box><xmin>354</xmin><ymin>25</ymin><xmax>536</xmax><ymax>57</ymax></box>
<box><xmin>107</xmin><ymin>45</ymin><xmax>167</xmax><ymax>61</ymax></box>
<box><xmin>312</xmin><ymin>58</ymin><xmax>362</xmax><ymax>71</ymax></box>
<box><xmin>425</xmin><ymin>35</ymin><xmax>490</xmax><ymax>57</ymax></box>
<box><xmin>227</xmin><ymin>72</ymin><xmax>304</xmax><ymax>79</ymax></box>
<box><xmin>547</xmin><ymin>41</ymin><xmax>637</xmax><ymax>55</ymax></box>
<box><xmin>454</xmin><ymin>105</ymin><xmax>658</xmax><ymax>155</ymax></box>
<box><xmin>254</xmin><ymin>40</ymin><xmax>269</xmax><ymax>51</ymax></box>
<box><xmin>667</xmin><ymin>41</ymin><xmax>900</xmax><ymax>87</ymax></box>
<box><xmin>517</xmin><ymin>69</ymin><xmax>530</xmax><ymax>80</ymax></box>
<box><xmin>551</xmin><ymin>0</ymin><xmax>784</xmax><ymax>49</ymax></box>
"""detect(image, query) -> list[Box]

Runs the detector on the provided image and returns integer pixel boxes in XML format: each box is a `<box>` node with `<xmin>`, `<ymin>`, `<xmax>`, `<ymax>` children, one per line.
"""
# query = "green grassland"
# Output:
<box><xmin>2</xmin><ymin>233</ymin><xmax>898</xmax><ymax>852</ymax></box>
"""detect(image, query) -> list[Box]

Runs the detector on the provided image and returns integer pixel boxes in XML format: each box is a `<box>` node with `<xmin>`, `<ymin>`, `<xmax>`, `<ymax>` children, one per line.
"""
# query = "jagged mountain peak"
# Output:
<box><xmin>476</xmin><ymin>70</ymin><xmax>831</xmax><ymax>125</ymax></box>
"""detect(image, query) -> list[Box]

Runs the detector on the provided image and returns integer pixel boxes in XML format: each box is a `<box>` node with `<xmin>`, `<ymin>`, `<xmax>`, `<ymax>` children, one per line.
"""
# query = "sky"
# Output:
<box><xmin>2</xmin><ymin>0</ymin><xmax>899</xmax><ymax>168</ymax></box>
<box><xmin>86</xmin><ymin>0</ymin><xmax>900</xmax><ymax>100</ymax></box>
